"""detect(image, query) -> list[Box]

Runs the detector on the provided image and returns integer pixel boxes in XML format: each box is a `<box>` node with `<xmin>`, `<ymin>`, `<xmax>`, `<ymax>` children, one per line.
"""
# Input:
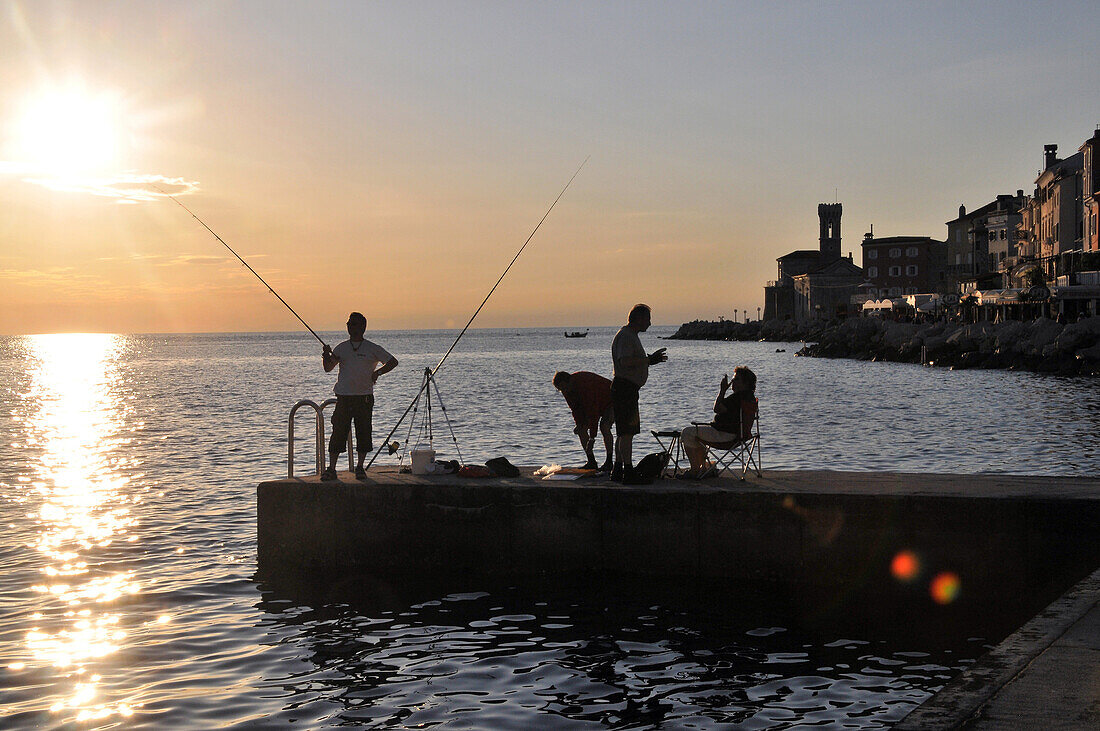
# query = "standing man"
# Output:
<box><xmin>321</xmin><ymin>312</ymin><xmax>399</xmax><ymax>480</ymax></box>
<box><xmin>553</xmin><ymin>370</ymin><xmax>615</xmax><ymax>471</ymax></box>
<box><xmin>610</xmin><ymin>303</ymin><xmax>667</xmax><ymax>484</ymax></box>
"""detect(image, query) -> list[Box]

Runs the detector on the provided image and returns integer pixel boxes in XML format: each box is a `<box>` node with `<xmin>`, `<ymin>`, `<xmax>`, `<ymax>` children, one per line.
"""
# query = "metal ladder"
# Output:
<box><xmin>288</xmin><ymin>398</ymin><xmax>353</xmax><ymax>478</ymax></box>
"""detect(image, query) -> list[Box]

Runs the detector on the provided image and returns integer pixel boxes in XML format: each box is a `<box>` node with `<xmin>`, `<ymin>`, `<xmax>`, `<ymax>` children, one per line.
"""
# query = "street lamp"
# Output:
<box><xmin>734</xmin><ymin>308</ymin><xmax>738</xmax><ymax>323</ymax></box>
<box><xmin>757</xmin><ymin>306</ymin><xmax>761</xmax><ymax>321</ymax></box>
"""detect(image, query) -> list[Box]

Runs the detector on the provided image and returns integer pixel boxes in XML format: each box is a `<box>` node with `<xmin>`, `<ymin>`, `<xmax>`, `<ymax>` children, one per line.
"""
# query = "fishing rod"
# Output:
<box><xmin>158</xmin><ymin>188</ymin><xmax>328</xmax><ymax>348</ymax></box>
<box><xmin>365</xmin><ymin>156</ymin><xmax>590</xmax><ymax>470</ymax></box>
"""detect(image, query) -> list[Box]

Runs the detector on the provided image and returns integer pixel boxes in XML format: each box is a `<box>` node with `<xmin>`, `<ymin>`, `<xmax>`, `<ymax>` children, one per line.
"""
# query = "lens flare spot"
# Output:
<box><xmin>891</xmin><ymin>550</ymin><xmax>920</xmax><ymax>582</ymax></box>
<box><xmin>930</xmin><ymin>572</ymin><xmax>961</xmax><ymax>604</ymax></box>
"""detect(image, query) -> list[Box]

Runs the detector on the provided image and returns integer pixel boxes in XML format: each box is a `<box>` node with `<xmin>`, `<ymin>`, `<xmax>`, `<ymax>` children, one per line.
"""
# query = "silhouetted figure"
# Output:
<box><xmin>610</xmin><ymin>303</ymin><xmax>667</xmax><ymax>484</ymax></box>
<box><xmin>553</xmin><ymin>370</ymin><xmax>614</xmax><ymax>470</ymax></box>
<box><xmin>680</xmin><ymin>366</ymin><xmax>758</xmax><ymax>478</ymax></box>
<box><xmin>321</xmin><ymin>312</ymin><xmax>398</xmax><ymax>480</ymax></box>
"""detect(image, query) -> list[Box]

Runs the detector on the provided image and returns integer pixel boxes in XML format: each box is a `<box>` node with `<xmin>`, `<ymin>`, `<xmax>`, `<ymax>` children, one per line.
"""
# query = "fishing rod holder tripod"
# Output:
<box><xmin>399</xmin><ymin>367</ymin><xmax>464</xmax><ymax>468</ymax></box>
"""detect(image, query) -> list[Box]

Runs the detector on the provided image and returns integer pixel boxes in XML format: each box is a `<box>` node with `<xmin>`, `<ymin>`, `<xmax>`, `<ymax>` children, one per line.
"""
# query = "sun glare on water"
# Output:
<box><xmin>6</xmin><ymin>84</ymin><xmax>125</xmax><ymax>177</ymax></box>
<box><xmin>12</xmin><ymin>334</ymin><xmax>144</xmax><ymax>722</ymax></box>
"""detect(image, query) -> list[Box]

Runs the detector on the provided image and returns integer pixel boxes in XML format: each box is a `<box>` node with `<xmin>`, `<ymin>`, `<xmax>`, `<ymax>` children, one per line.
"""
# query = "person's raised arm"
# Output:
<box><xmin>712</xmin><ymin>374</ymin><xmax>731</xmax><ymax>414</ymax></box>
<box><xmin>322</xmin><ymin>344</ymin><xmax>338</xmax><ymax>373</ymax></box>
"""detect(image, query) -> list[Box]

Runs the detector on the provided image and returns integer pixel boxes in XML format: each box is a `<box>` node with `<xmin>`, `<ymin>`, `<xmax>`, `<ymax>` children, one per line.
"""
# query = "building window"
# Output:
<box><xmin>890</xmin><ymin>248</ymin><xmax>902</xmax><ymax>258</ymax></box>
<box><xmin>1000</xmin><ymin>229</ymin><xmax>1006</xmax><ymax>240</ymax></box>
<box><xmin>906</xmin><ymin>247</ymin><xmax>919</xmax><ymax>257</ymax></box>
<box><xmin>866</xmin><ymin>249</ymin><xmax>878</xmax><ymax>260</ymax></box>
<box><xmin>905</xmin><ymin>265</ymin><xmax>918</xmax><ymax>276</ymax></box>
<box><xmin>889</xmin><ymin>266</ymin><xmax>901</xmax><ymax>277</ymax></box>
<box><xmin>867</xmin><ymin>266</ymin><xmax>878</xmax><ymax>278</ymax></box>
<box><xmin>889</xmin><ymin>287</ymin><xmax>901</xmax><ymax>296</ymax></box>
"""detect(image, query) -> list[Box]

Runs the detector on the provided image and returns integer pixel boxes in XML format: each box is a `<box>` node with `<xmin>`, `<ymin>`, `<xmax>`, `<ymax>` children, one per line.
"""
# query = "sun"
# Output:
<box><xmin>6</xmin><ymin>84</ymin><xmax>125</xmax><ymax>177</ymax></box>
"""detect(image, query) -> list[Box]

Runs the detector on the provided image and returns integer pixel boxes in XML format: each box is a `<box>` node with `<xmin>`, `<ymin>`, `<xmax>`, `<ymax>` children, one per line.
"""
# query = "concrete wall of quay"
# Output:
<box><xmin>257</xmin><ymin>471</ymin><xmax>1100</xmax><ymax>601</ymax></box>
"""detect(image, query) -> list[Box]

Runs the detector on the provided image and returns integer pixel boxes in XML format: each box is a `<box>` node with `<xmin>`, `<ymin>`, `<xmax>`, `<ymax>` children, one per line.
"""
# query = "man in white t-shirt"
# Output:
<box><xmin>320</xmin><ymin>312</ymin><xmax>398</xmax><ymax>480</ymax></box>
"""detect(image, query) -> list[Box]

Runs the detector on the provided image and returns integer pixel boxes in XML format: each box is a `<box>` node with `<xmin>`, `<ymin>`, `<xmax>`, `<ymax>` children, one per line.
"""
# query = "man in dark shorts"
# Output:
<box><xmin>553</xmin><ymin>370</ymin><xmax>614</xmax><ymax>471</ymax></box>
<box><xmin>321</xmin><ymin>312</ymin><xmax>398</xmax><ymax>480</ymax></box>
<box><xmin>610</xmin><ymin>303</ymin><xmax>667</xmax><ymax>484</ymax></box>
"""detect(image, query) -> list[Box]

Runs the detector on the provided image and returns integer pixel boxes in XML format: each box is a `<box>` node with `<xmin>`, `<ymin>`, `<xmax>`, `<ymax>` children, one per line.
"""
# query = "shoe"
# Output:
<box><xmin>355</xmin><ymin>466</ymin><xmax>366</xmax><ymax>479</ymax></box>
<box><xmin>622</xmin><ymin>470</ymin><xmax>652</xmax><ymax>486</ymax></box>
<box><xmin>598</xmin><ymin>461</ymin><xmax>613</xmax><ymax>473</ymax></box>
<box><xmin>579</xmin><ymin>460</ymin><xmax>597</xmax><ymax>470</ymax></box>
<box><xmin>321</xmin><ymin>468</ymin><xmax>338</xmax><ymax>481</ymax></box>
<box><xmin>610</xmin><ymin>464</ymin><xmax>623</xmax><ymax>482</ymax></box>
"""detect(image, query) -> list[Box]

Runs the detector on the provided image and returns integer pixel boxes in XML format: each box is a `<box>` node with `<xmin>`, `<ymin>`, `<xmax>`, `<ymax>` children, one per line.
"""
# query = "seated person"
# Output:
<box><xmin>680</xmin><ymin>366</ymin><xmax>757</xmax><ymax>478</ymax></box>
<box><xmin>553</xmin><ymin>370</ymin><xmax>615</xmax><ymax>470</ymax></box>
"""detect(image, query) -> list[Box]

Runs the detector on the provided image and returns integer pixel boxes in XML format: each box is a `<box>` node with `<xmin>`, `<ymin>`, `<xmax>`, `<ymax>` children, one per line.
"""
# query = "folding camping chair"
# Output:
<box><xmin>650</xmin><ymin>429</ymin><xmax>687</xmax><ymax>478</ymax></box>
<box><xmin>692</xmin><ymin>403</ymin><xmax>761</xmax><ymax>480</ymax></box>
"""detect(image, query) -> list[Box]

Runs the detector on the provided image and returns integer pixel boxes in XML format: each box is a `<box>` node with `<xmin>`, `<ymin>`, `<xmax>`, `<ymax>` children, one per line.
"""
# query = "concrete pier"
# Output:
<box><xmin>258</xmin><ymin>468</ymin><xmax>1100</xmax><ymax>585</ymax></box>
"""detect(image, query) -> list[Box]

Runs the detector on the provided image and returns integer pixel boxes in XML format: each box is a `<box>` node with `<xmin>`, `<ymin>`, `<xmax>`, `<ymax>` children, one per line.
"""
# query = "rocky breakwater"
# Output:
<box><xmin>669</xmin><ymin>318</ymin><xmax>833</xmax><ymax>344</ymax></box>
<box><xmin>670</xmin><ymin>317</ymin><xmax>1100</xmax><ymax>375</ymax></box>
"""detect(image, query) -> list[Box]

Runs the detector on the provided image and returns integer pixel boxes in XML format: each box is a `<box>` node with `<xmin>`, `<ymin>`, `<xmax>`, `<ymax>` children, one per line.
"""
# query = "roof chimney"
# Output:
<box><xmin>1044</xmin><ymin>144</ymin><xmax>1059</xmax><ymax>169</ymax></box>
<box><xmin>959</xmin><ymin>204</ymin><xmax>966</xmax><ymax>218</ymax></box>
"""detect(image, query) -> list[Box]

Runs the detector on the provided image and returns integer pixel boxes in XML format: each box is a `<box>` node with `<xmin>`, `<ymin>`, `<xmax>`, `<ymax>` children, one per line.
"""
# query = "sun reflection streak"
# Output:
<box><xmin>16</xmin><ymin>334</ymin><xmax>143</xmax><ymax>722</ymax></box>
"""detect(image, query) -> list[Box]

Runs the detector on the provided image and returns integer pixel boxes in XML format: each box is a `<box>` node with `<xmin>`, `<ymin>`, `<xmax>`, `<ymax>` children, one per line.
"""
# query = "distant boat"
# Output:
<box><xmin>564</xmin><ymin>329</ymin><xmax>589</xmax><ymax>338</ymax></box>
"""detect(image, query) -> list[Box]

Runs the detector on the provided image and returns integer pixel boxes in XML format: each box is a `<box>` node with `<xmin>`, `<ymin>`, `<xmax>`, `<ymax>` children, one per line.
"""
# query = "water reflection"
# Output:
<box><xmin>13</xmin><ymin>334</ymin><xmax>139</xmax><ymax>723</ymax></box>
<box><xmin>254</xmin><ymin>574</ymin><xmax>1022</xmax><ymax>729</ymax></box>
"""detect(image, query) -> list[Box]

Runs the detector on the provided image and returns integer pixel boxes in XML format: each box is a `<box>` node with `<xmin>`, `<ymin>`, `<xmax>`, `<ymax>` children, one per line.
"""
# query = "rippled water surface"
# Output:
<box><xmin>1</xmin><ymin>328</ymin><xmax>1097</xmax><ymax>728</ymax></box>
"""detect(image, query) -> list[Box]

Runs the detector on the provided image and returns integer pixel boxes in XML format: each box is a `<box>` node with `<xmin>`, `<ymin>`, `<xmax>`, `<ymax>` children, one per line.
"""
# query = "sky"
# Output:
<box><xmin>1</xmin><ymin>1</ymin><xmax>1098</xmax><ymax>334</ymax></box>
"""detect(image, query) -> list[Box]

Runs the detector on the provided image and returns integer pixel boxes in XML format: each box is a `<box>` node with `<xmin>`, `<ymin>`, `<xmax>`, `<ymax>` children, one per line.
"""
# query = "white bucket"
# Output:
<box><xmin>411</xmin><ymin>448</ymin><xmax>436</xmax><ymax>475</ymax></box>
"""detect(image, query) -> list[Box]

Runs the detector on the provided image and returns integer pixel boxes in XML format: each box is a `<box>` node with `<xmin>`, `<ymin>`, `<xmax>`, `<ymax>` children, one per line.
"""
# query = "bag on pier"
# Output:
<box><xmin>635</xmin><ymin>451</ymin><xmax>670</xmax><ymax>480</ymax></box>
<box><xmin>485</xmin><ymin>457</ymin><xmax>521</xmax><ymax>478</ymax></box>
<box><xmin>458</xmin><ymin>464</ymin><xmax>492</xmax><ymax>478</ymax></box>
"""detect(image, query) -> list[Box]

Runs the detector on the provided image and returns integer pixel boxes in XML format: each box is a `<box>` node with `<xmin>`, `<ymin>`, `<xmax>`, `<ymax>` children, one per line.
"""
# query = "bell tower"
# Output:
<box><xmin>818</xmin><ymin>203</ymin><xmax>842</xmax><ymax>262</ymax></box>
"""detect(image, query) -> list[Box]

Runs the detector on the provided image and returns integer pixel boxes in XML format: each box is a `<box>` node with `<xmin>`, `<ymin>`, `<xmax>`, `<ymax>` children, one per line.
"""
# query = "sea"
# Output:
<box><xmin>1</xmin><ymin>326</ymin><xmax>1098</xmax><ymax>729</ymax></box>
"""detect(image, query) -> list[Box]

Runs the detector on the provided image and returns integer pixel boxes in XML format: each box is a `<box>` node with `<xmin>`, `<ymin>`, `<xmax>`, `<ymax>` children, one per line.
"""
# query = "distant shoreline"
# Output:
<box><xmin>669</xmin><ymin>318</ymin><xmax>1100</xmax><ymax>376</ymax></box>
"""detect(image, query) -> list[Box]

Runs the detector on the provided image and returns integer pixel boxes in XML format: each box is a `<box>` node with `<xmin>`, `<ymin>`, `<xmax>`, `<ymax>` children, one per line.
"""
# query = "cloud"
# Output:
<box><xmin>0</xmin><ymin>263</ymin><xmax>300</xmax><ymax>299</ymax></box>
<box><xmin>0</xmin><ymin>265</ymin><xmax>130</xmax><ymax>297</ymax></box>
<box><xmin>96</xmin><ymin>253</ymin><xmax>269</xmax><ymax>267</ymax></box>
<box><xmin>0</xmin><ymin>161</ymin><xmax>198</xmax><ymax>202</ymax></box>
<box><xmin>24</xmin><ymin>172</ymin><xmax>198</xmax><ymax>202</ymax></box>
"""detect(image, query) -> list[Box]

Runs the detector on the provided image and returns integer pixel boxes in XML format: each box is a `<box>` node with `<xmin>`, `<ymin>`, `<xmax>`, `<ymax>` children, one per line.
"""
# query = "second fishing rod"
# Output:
<box><xmin>364</xmin><ymin>156</ymin><xmax>590</xmax><ymax>471</ymax></box>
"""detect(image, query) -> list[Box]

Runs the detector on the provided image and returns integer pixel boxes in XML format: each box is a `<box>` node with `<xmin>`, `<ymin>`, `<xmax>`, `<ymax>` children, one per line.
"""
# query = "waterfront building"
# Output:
<box><xmin>859</xmin><ymin>234</ymin><xmax>946</xmax><ymax>298</ymax></box>
<box><xmin>791</xmin><ymin>255</ymin><xmax>863</xmax><ymax>320</ymax></box>
<box><xmin>1081</xmin><ymin>129</ymin><xmax>1100</xmax><ymax>254</ymax></box>
<box><xmin>763</xmin><ymin>203</ymin><xmax>863</xmax><ymax>321</ymax></box>
<box><xmin>1016</xmin><ymin>143</ymin><xmax>1083</xmax><ymax>281</ymax></box>
<box><xmin>945</xmin><ymin>192</ymin><xmax>1025</xmax><ymax>291</ymax></box>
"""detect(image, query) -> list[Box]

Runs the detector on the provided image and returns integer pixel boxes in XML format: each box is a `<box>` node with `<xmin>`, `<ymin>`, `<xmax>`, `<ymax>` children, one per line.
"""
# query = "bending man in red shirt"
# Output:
<box><xmin>553</xmin><ymin>370</ymin><xmax>615</xmax><ymax>471</ymax></box>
